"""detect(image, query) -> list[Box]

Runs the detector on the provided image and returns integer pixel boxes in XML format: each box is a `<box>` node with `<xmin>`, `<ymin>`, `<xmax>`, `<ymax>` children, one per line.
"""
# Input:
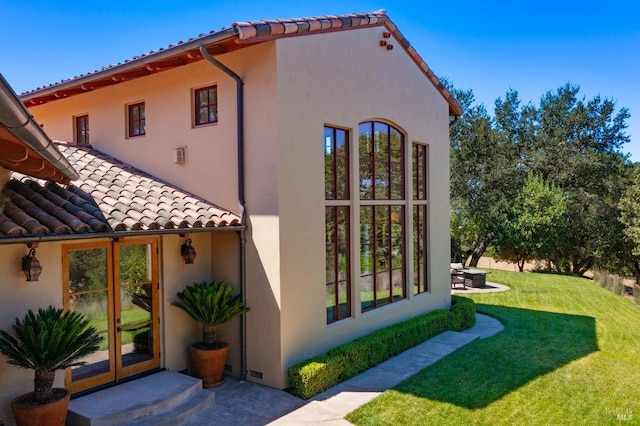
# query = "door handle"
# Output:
<box><xmin>117</xmin><ymin>326</ymin><xmax>122</xmax><ymax>332</ymax></box>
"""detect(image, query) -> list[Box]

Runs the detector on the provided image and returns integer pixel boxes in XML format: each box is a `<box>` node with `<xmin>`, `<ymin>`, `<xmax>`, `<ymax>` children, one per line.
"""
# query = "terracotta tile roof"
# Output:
<box><xmin>20</xmin><ymin>10</ymin><xmax>461</xmax><ymax>116</ymax></box>
<box><xmin>0</xmin><ymin>144</ymin><xmax>240</xmax><ymax>240</ymax></box>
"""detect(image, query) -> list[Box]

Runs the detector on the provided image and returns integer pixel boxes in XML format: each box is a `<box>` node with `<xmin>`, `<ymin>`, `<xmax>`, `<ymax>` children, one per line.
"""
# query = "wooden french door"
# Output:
<box><xmin>63</xmin><ymin>238</ymin><xmax>160</xmax><ymax>394</ymax></box>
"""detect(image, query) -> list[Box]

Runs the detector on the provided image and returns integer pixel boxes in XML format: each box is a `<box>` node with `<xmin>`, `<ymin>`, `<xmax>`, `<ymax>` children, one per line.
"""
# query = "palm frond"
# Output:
<box><xmin>172</xmin><ymin>281</ymin><xmax>250</xmax><ymax>344</ymax></box>
<box><xmin>0</xmin><ymin>306</ymin><xmax>103</xmax><ymax>373</ymax></box>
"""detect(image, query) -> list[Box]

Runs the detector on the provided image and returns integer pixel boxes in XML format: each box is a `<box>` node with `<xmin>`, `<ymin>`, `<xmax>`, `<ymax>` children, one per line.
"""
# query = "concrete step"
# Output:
<box><xmin>67</xmin><ymin>371</ymin><xmax>215</xmax><ymax>426</ymax></box>
<box><xmin>133</xmin><ymin>388</ymin><xmax>215</xmax><ymax>426</ymax></box>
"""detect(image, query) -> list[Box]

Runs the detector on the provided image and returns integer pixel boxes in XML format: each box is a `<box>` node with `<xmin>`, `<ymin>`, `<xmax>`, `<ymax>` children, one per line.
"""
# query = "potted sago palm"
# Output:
<box><xmin>0</xmin><ymin>306</ymin><xmax>102</xmax><ymax>426</ymax></box>
<box><xmin>172</xmin><ymin>280</ymin><xmax>250</xmax><ymax>388</ymax></box>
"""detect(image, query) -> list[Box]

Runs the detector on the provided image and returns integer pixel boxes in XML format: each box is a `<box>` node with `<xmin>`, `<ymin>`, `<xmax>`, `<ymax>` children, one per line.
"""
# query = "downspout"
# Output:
<box><xmin>199</xmin><ymin>45</ymin><xmax>248</xmax><ymax>381</ymax></box>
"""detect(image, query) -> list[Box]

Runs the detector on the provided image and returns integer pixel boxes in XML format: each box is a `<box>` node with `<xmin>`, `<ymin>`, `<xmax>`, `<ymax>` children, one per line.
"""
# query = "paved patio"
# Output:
<box><xmin>182</xmin><ymin>313</ymin><xmax>504</xmax><ymax>425</ymax></box>
<box><xmin>67</xmin><ymin>313</ymin><xmax>504</xmax><ymax>425</ymax></box>
<box><xmin>451</xmin><ymin>281</ymin><xmax>510</xmax><ymax>294</ymax></box>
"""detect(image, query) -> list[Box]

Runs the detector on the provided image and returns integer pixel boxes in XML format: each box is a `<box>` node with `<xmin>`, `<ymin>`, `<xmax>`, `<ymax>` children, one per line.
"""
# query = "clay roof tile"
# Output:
<box><xmin>0</xmin><ymin>145</ymin><xmax>240</xmax><ymax>240</ymax></box>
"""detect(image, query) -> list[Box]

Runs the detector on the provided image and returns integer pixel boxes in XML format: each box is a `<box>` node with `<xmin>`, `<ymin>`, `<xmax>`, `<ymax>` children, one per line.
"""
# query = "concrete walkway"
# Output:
<box><xmin>183</xmin><ymin>314</ymin><xmax>504</xmax><ymax>425</ymax></box>
<box><xmin>451</xmin><ymin>281</ymin><xmax>510</xmax><ymax>294</ymax></box>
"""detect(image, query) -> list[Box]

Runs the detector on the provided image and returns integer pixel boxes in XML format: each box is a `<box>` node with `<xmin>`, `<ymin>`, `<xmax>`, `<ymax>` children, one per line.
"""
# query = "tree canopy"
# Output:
<box><xmin>493</xmin><ymin>174</ymin><xmax>567</xmax><ymax>271</ymax></box>
<box><xmin>450</xmin><ymin>82</ymin><xmax>634</xmax><ymax>277</ymax></box>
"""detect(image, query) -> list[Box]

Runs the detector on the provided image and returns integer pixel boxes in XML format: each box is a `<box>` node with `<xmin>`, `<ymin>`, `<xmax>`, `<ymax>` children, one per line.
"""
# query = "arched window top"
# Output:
<box><xmin>358</xmin><ymin>121</ymin><xmax>405</xmax><ymax>200</ymax></box>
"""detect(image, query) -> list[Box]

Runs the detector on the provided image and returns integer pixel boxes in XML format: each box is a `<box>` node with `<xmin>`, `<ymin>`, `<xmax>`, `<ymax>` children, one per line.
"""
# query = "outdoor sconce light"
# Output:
<box><xmin>181</xmin><ymin>238</ymin><xmax>197</xmax><ymax>264</ymax></box>
<box><xmin>21</xmin><ymin>248</ymin><xmax>43</xmax><ymax>281</ymax></box>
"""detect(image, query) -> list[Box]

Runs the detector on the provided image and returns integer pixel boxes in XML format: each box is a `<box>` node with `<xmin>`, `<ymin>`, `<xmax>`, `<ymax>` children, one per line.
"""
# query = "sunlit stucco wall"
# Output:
<box><xmin>22</xmin><ymin>27</ymin><xmax>453</xmax><ymax>392</ymax></box>
<box><xmin>272</xmin><ymin>26</ymin><xmax>452</xmax><ymax>387</ymax></box>
<box><xmin>0</xmin><ymin>233</ymin><xmax>222</xmax><ymax>425</ymax></box>
<box><xmin>0</xmin><ymin>241</ymin><xmax>65</xmax><ymax>424</ymax></box>
<box><xmin>26</xmin><ymin>41</ymin><xmax>285</xmax><ymax>388</ymax></box>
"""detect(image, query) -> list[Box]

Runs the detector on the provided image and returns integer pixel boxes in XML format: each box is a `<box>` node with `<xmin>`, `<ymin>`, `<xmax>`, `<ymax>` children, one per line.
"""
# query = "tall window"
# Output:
<box><xmin>359</xmin><ymin>121</ymin><xmax>405</xmax><ymax>312</ymax></box>
<box><xmin>128</xmin><ymin>102</ymin><xmax>146</xmax><ymax>137</ymax></box>
<box><xmin>413</xmin><ymin>143</ymin><xmax>429</xmax><ymax>294</ymax></box>
<box><xmin>75</xmin><ymin>114</ymin><xmax>89</xmax><ymax>145</ymax></box>
<box><xmin>325</xmin><ymin>126</ymin><xmax>351</xmax><ymax>324</ymax></box>
<box><xmin>194</xmin><ymin>85</ymin><xmax>218</xmax><ymax>126</ymax></box>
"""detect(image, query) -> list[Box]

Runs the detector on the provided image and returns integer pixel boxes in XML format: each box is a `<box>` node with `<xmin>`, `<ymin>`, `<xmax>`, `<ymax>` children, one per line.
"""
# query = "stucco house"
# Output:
<box><xmin>0</xmin><ymin>9</ymin><xmax>461</xmax><ymax>421</ymax></box>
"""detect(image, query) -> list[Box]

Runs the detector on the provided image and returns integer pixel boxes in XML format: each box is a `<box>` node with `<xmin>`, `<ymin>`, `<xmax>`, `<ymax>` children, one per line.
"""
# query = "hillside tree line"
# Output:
<box><xmin>449</xmin><ymin>82</ymin><xmax>640</xmax><ymax>282</ymax></box>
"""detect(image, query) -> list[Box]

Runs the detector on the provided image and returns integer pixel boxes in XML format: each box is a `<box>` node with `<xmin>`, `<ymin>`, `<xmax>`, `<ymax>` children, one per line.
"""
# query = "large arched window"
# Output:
<box><xmin>358</xmin><ymin>121</ymin><xmax>406</xmax><ymax>312</ymax></box>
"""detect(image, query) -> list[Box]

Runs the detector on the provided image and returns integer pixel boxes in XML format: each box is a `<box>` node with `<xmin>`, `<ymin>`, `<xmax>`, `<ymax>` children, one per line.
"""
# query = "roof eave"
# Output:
<box><xmin>19</xmin><ymin>11</ymin><xmax>462</xmax><ymax>115</ymax></box>
<box><xmin>0</xmin><ymin>74</ymin><xmax>79</xmax><ymax>182</ymax></box>
<box><xmin>0</xmin><ymin>224</ymin><xmax>246</xmax><ymax>246</ymax></box>
<box><xmin>20</xmin><ymin>27</ymin><xmax>239</xmax><ymax>104</ymax></box>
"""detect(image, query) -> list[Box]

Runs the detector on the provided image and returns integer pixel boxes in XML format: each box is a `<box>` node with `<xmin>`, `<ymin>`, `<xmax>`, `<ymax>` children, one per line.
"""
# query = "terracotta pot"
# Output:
<box><xmin>190</xmin><ymin>342</ymin><xmax>229</xmax><ymax>388</ymax></box>
<box><xmin>12</xmin><ymin>388</ymin><xmax>70</xmax><ymax>426</ymax></box>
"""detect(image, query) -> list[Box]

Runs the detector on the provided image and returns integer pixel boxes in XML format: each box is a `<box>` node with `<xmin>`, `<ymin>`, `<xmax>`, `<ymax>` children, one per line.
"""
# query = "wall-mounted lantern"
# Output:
<box><xmin>21</xmin><ymin>248</ymin><xmax>42</xmax><ymax>281</ymax></box>
<box><xmin>181</xmin><ymin>238</ymin><xmax>197</xmax><ymax>264</ymax></box>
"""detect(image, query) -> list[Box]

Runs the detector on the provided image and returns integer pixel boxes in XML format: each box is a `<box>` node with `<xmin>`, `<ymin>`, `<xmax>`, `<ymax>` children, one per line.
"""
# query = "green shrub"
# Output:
<box><xmin>288</xmin><ymin>297</ymin><xmax>476</xmax><ymax>399</ymax></box>
<box><xmin>288</xmin><ymin>355</ymin><xmax>347</xmax><ymax>399</ymax></box>
<box><xmin>450</xmin><ymin>295</ymin><xmax>477</xmax><ymax>331</ymax></box>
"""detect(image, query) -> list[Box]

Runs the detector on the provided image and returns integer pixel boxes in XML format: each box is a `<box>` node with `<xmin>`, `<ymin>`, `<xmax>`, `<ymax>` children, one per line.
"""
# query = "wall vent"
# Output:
<box><xmin>249</xmin><ymin>370</ymin><xmax>263</xmax><ymax>380</ymax></box>
<box><xmin>174</xmin><ymin>146</ymin><xmax>187</xmax><ymax>164</ymax></box>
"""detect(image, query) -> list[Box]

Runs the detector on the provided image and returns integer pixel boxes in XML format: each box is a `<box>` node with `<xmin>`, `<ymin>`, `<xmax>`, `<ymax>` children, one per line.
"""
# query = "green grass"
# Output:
<box><xmin>347</xmin><ymin>270</ymin><xmax>640</xmax><ymax>425</ymax></box>
<box><xmin>88</xmin><ymin>308</ymin><xmax>151</xmax><ymax>351</ymax></box>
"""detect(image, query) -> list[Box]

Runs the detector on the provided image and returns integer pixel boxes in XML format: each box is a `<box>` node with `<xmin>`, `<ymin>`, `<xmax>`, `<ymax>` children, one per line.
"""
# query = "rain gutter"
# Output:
<box><xmin>198</xmin><ymin>44</ymin><xmax>249</xmax><ymax>382</ymax></box>
<box><xmin>0</xmin><ymin>74</ymin><xmax>79</xmax><ymax>181</ymax></box>
<box><xmin>0</xmin><ymin>225</ymin><xmax>246</xmax><ymax>246</ymax></box>
<box><xmin>20</xmin><ymin>28</ymin><xmax>240</xmax><ymax>103</ymax></box>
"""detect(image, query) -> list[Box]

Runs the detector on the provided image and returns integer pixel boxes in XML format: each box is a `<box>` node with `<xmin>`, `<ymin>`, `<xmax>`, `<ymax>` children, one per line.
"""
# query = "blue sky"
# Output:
<box><xmin>2</xmin><ymin>1</ymin><xmax>638</xmax><ymax>160</ymax></box>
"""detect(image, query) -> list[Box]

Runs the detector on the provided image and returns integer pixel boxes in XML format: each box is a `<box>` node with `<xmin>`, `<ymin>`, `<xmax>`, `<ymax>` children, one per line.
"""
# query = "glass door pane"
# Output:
<box><xmin>115</xmin><ymin>239</ymin><xmax>159</xmax><ymax>378</ymax></box>
<box><xmin>64</xmin><ymin>243</ymin><xmax>115</xmax><ymax>393</ymax></box>
<box><xmin>64</xmin><ymin>238</ymin><xmax>159</xmax><ymax>394</ymax></box>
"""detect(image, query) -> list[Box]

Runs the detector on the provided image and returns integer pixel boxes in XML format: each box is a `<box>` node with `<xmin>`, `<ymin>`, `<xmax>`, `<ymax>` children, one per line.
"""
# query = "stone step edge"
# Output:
<box><xmin>67</xmin><ymin>372</ymin><xmax>203</xmax><ymax>426</ymax></box>
<box><xmin>133</xmin><ymin>389</ymin><xmax>216</xmax><ymax>426</ymax></box>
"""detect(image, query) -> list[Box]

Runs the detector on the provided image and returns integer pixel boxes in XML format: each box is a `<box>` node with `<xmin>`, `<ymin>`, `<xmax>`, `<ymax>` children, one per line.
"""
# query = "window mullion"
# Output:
<box><xmin>333</xmin><ymin>208</ymin><xmax>339</xmax><ymax>321</ymax></box>
<box><xmin>372</xmin><ymin>207</ymin><xmax>377</xmax><ymax>308</ymax></box>
<box><xmin>333</xmin><ymin>129</ymin><xmax>339</xmax><ymax>200</ymax></box>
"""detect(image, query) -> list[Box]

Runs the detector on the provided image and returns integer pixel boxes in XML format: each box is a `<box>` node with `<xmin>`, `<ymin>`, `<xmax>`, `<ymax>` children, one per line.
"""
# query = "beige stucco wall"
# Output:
<box><xmin>271</xmin><ymin>27</ymin><xmax>452</xmax><ymax>387</ymax></box>
<box><xmin>27</xmin><ymin>41</ymin><xmax>286</xmax><ymax>388</ymax></box>
<box><xmin>20</xmin><ymin>25</ymin><xmax>453</xmax><ymax>393</ymax></box>
<box><xmin>0</xmin><ymin>231</ymin><xmax>229</xmax><ymax>425</ymax></box>
<box><xmin>29</xmin><ymin>60</ymin><xmax>242</xmax><ymax>217</ymax></box>
<box><xmin>0</xmin><ymin>241</ymin><xmax>65</xmax><ymax>424</ymax></box>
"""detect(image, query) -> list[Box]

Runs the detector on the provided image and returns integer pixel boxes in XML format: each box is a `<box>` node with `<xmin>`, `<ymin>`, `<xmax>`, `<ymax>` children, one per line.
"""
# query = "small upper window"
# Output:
<box><xmin>128</xmin><ymin>102</ymin><xmax>145</xmax><ymax>137</ymax></box>
<box><xmin>75</xmin><ymin>115</ymin><xmax>89</xmax><ymax>145</ymax></box>
<box><xmin>194</xmin><ymin>85</ymin><xmax>218</xmax><ymax>126</ymax></box>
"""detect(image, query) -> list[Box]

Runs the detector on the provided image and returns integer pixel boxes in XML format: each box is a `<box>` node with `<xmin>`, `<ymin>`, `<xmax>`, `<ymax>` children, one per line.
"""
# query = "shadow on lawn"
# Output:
<box><xmin>395</xmin><ymin>304</ymin><xmax>598</xmax><ymax>409</ymax></box>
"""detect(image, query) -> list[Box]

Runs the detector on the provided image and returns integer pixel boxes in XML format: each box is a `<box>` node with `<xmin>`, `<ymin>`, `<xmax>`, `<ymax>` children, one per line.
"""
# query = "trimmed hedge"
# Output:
<box><xmin>288</xmin><ymin>296</ymin><xmax>476</xmax><ymax>399</ymax></box>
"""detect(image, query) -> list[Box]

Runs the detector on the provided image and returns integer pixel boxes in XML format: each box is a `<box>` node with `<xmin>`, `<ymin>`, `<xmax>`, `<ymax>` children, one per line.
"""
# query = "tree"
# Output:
<box><xmin>619</xmin><ymin>166</ymin><xmax>640</xmax><ymax>283</ymax></box>
<box><xmin>448</xmin><ymin>81</ymin><xmax>631</xmax><ymax>274</ymax></box>
<box><xmin>449</xmin><ymin>86</ymin><xmax>530</xmax><ymax>266</ymax></box>
<box><xmin>493</xmin><ymin>174</ymin><xmax>567</xmax><ymax>271</ymax></box>
<box><xmin>529</xmin><ymin>85</ymin><xmax>630</xmax><ymax>275</ymax></box>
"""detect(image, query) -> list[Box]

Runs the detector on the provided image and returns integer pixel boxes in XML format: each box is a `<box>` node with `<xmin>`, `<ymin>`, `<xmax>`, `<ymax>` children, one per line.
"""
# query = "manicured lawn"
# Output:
<box><xmin>88</xmin><ymin>308</ymin><xmax>151</xmax><ymax>351</ymax></box>
<box><xmin>347</xmin><ymin>270</ymin><xmax>640</xmax><ymax>425</ymax></box>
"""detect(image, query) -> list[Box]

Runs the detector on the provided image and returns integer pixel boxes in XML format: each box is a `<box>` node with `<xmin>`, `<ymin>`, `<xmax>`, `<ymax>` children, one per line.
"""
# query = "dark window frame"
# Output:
<box><xmin>325</xmin><ymin>206</ymin><xmax>351</xmax><ymax>324</ymax></box>
<box><xmin>412</xmin><ymin>143</ymin><xmax>429</xmax><ymax>295</ymax></box>
<box><xmin>127</xmin><ymin>102</ymin><xmax>146</xmax><ymax>137</ymax></box>
<box><xmin>194</xmin><ymin>85</ymin><xmax>218</xmax><ymax>126</ymax></box>
<box><xmin>325</xmin><ymin>125</ymin><xmax>351</xmax><ymax>324</ymax></box>
<box><xmin>75</xmin><ymin>114</ymin><xmax>89</xmax><ymax>145</ymax></box>
<box><xmin>359</xmin><ymin>121</ymin><xmax>406</xmax><ymax>312</ymax></box>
